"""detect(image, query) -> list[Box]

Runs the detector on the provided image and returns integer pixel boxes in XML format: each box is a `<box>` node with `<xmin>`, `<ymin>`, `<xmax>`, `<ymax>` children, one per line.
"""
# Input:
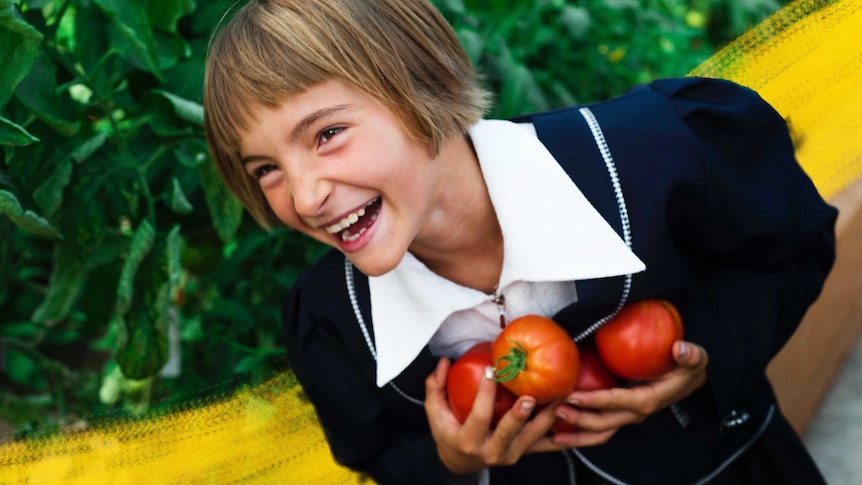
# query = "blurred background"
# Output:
<box><xmin>0</xmin><ymin>0</ymin><xmax>797</xmax><ymax>442</ymax></box>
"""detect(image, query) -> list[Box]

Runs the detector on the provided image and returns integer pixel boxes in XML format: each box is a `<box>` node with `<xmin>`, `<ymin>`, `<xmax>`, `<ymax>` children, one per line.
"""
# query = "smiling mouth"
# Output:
<box><xmin>324</xmin><ymin>197</ymin><xmax>382</xmax><ymax>242</ymax></box>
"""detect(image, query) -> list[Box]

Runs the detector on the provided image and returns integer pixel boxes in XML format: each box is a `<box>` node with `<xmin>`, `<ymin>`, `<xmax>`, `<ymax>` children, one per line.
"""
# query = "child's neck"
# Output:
<box><xmin>408</xmin><ymin>134</ymin><xmax>503</xmax><ymax>294</ymax></box>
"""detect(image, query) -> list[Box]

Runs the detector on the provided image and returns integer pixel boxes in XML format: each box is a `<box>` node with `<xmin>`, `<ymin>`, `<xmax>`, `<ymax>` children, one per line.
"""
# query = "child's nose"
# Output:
<box><xmin>290</xmin><ymin>172</ymin><xmax>330</xmax><ymax>218</ymax></box>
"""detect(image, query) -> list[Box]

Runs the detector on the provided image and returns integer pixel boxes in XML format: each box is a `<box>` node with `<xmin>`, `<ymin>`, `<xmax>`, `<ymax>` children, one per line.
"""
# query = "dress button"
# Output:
<box><xmin>722</xmin><ymin>409</ymin><xmax>751</xmax><ymax>429</ymax></box>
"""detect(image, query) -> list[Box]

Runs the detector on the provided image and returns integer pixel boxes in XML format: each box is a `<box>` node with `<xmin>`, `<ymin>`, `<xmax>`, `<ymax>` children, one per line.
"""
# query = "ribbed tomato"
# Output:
<box><xmin>447</xmin><ymin>342</ymin><xmax>518</xmax><ymax>426</ymax></box>
<box><xmin>491</xmin><ymin>315</ymin><xmax>580</xmax><ymax>404</ymax></box>
<box><xmin>595</xmin><ymin>299</ymin><xmax>684</xmax><ymax>381</ymax></box>
<box><xmin>552</xmin><ymin>343</ymin><xmax>619</xmax><ymax>433</ymax></box>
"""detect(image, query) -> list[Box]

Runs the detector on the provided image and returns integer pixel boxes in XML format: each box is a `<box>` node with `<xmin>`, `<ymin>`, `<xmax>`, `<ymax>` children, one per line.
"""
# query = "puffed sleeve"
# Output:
<box><xmin>282</xmin><ymin>269</ymin><xmax>483</xmax><ymax>485</ymax></box>
<box><xmin>652</xmin><ymin>77</ymin><xmax>838</xmax><ymax>420</ymax></box>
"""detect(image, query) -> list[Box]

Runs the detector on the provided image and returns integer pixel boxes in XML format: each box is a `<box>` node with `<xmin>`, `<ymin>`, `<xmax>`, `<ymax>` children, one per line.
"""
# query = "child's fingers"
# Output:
<box><xmin>486</xmin><ymin>397</ymin><xmax>535</xmax><ymax>449</ymax></box>
<box><xmin>554</xmin><ymin>404</ymin><xmax>642</xmax><ymax>432</ymax></box>
<box><xmin>489</xmin><ymin>397</ymin><xmax>560</xmax><ymax>460</ymax></box>
<box><xmin>673</xmin><ymin>341</ymin><xmax>708</xmax><ymax>369</ymax></box>
<box><xmin>459</xmin><ymin>366</ymin><xmax>497</xmax><ymax>435</ymax></box>
<box><xmin>424</xmin><ymin>358</ymin><xmax>454</xmax><ymax>426</ymax></box>
<box><xmin>550</xmin><ymin>428</ymin><xmax>617</xmax><ymax>448</ymax></box>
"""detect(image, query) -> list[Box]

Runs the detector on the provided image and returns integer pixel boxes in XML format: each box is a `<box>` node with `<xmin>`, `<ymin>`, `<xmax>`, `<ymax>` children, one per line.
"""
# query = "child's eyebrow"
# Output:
<box><xmin>290</xmin><ymin>104</ymin><xmax>354</xmax><ymax>141</ymax></box>
<box><xmin>240</xmin><ymin>104</ymin><xmax>355</xmax><ymax>167</ymax></box>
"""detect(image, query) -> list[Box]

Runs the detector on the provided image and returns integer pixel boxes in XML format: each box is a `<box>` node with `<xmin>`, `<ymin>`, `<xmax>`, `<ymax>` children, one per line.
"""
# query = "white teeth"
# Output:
<box><xmin>324</xmin><ymin>197</ymin><xmax>379</xmax><ymax>234</ymax></box>
<box><xmin>341</xmin><ymin>227</ymin><xmax>367</xmax><ymax>242</ymax></box>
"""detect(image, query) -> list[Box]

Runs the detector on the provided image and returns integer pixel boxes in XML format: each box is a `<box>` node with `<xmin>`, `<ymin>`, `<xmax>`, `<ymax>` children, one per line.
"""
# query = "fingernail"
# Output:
<box><xmin>567</xmin><ymin>396</ymin><xmax>581</xmax><ymax>406</ymax></box>
<box><xmin>521</xmin><ymin>400</ymin><xmax>535</xmax><ymax>412</ymax></box>
<box><xmin>484</xmin><ymin>366</ymin><xmax>495</xmax><ymax>380</ymax></box>
<box><xmin>678</xmin><ymin>342</ymin><xmax>690</xmax><ymax>360</ymax></box>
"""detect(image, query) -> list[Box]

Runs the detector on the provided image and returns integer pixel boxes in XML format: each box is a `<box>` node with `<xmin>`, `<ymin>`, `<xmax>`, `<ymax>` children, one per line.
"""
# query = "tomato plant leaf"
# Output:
<box><xmin>0</xmin><ymin>188</ymin><xmax>60</xmax><ymax>237</ymax></box>
<box><xmin>166</xmin><ymin>224</ymin><xmax>182</xmax><ymax>290</ymax></box>
<box><xmin>70</xmin><ymin>132</ymin><xmax>109</xmax><ymax>164</ymax></box>
<box><xmin>198</xmin><ymin>160</ymin><xmax>242</xmax><ymax>243</ymax></box>
<box><xmin>0</xmin><ymin>115</ymin><xmax>39</xmax><ymax>146</ymax></box>
<box><xmin>91</xmin><ymin>0</ymin><xmax>162</xmax><ymax>78</ymax></box>
<box><xmin>147</xmin><ymin>0</ymin><xmax>195</xmax><ymax>35</ymax></box>
<box><xmin>116</xmin><ymin>234</ymin><xmax>174</xmax><ymax>379</ymax></box>
<box><xmin>146</xmin><ymin>89</ymin><xmax>204</xmax><ymax>136</ymax></box>
<box><xmin>150</xmin><ymin>89</ymin><xmax>204</xmax><ymax>127</ymax></box>
<box><xmin>31</xmin><ymin>245</ymin><xmax>86</xmax><ymax>325</ymax></box>
<box><xmin>13</xmin><ymin>54</ymin><xmax>80</xmax><ymax>137</ymax></box>
<box><xmin>0</xmin><ymin>0</ymin><xmax>43</xmax><ymax>109</ymax></box>
<box><xmin>168</xmin><ymin>177</ymin><xmax>193</xmax><ymax>214</ymax></box>
<box><xmin>116</xmin><ymin>219</ymin><xmax>155</xmax><ymax>315</ymax></box>
<box><xmin>32</xmin><ymin>158</ymin><xmax>72</xmax><ymax>217</ymax></box>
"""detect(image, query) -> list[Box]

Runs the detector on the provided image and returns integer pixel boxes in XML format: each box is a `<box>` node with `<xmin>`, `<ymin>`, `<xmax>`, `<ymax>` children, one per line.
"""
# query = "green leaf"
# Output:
<box><xmin>0</xmin><ymin>0</ymin><xmax>43</xmax><ymax>109</ymax></box>
<box><xmin>173</xmin><ymin>139</ymin><xmax>208</xmax><ymax>168</ymax></box>
<box><xmin>78</xmin><ymin>259</ymin><xmax>123</xmax><ymax>336</ymax></box>
<box><xmin>168</xmin><ymin>177</ymin><xmax>193</xmax><ymax>214</ymax></box>
<box><xmin>92</xmin><ymin>0</ymin><xmax>162</xmax><ymax>78</ymax></box>
<box><xmin>146</xmin><ymin>89</ymin><xmax>204</xmax><ymax>136</ymax></box>
<box><xmin>208</xmin><ymin>299</ymin><xmax>255</xmax><ymax>328</ymax></box>
<box><xmin>152</xmin><ymin>28</ymin><xmax>190</xmax><ymax>71</ymax></box>
<box><xmin>437</xmin><ymin>0</ymin><xmax>465</xmax><ymax>14</ymax></box>
<box><xmin>116</xmin><ymin>219</ymin><xmax>155</xmax><ymax>315</ymax></box>
<box><xmin>115</xmin><ymin>233</ymin><xmax>175</xmax><ymax>379</ymax></box>
<box><xmin>0</xmin><ymin>115</ymin><xmax>39</xmax><ymax>146</ymax></box>
<box><xmin>146</xmin><ymin>0</ymin><xmax>195</xmax><ymax>34</ymax></box>
<box><xmin>0</xmin><ymin>189</ymin><xmax>60</xmax><ymax>237</ymax></box>
<box><xmin>456</xmin><ymin>28</ymin><xmax>484</xmax><ymax>66</ymax></box>
<box><xmin>32</xmin><ymin>158</ymin><xmax>72</xmax><ymax>217</ymax></box>
<box><xmin>70</xmin><ymin>132</ymin><xmax>109</xmax><ymax>164</ymax></box>
<box><xmin>31</xmin><ymin>245</ymin><xmax>86</xmax><ymax>325</ymax></box>
<box><xmin>198</xmin><ymin>161</ymin><xmax>242</xmax><ymax>243</ymax></box>
<box><xmin>73</xmin><ymin>2</ymin><xmax>116</xmax><ymax>98</ymax></box>
<box><xmin>13</xmin><ymin>54</ymin><xmax>80</xmax><ymax>137</ymax></box>
<box><xmin>166</xmin><ymin>224</ymin><xmax>182</xmax><ymax>290</ymax></box>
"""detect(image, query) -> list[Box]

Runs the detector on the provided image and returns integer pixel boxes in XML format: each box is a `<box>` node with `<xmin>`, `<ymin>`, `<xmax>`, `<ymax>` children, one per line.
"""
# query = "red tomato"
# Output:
<box><xmin>595</xmin><ymin>299</ymin><xmax>684</xmax><ymax>381</ymax></box>
<box><xmin>552</xmin><ymin>343</ymin><xmax>619</xmax><ymax>433</ymax></box>
<box><xmin>491</xmin><ymin>315</ymin><xmax>580</xmax><ymax>404</ymax></box>
<box><xmin>447</xmin><ymin>342</ymin><xmax>518</xmax><ymax>426</ymax></box>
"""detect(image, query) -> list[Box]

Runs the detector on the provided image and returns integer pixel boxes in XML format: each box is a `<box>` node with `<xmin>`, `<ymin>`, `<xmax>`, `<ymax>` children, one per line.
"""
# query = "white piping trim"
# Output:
<box><xmin>345</xmin><ymin>258</ymin><xmax>424</xmax><ymax>406</ymax></box>
<box><xmin>345</xmin><ymin>258</ymin><xmax>377</xmax><ymax>360</ymax></box>
<box><xmin>572</xmin><ymin>108</ymin><xmax>772</xmax><ymax>483</ymax></box>
<box><xmin>574</xmin><ymin>107</ymin><xmax>633</xmax><ymax>342</ymax></box>
<box><xmin>691</xmin><ymin>405</ymin><xmax>775</xmax><ymax>485</ymax></box>
<box><xmin>570</xmin><ymin>403</ymin><xmax>776</xmax><ymax>484</ymax></box>
<box><xmin>563</xmin><ymin>450</ymin><xmax>578</xmax><ymax>485</ymax></box>
<box><xmin>578</xmin><ymin>107</ymin><xmax>692</xmax><ymax>429</ymax></box>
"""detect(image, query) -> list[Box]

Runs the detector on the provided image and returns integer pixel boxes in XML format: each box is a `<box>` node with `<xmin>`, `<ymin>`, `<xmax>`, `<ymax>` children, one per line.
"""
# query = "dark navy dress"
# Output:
<box><xmin>282</xmin><ymin>77</ymin><xmax>837</xmax><ymax>484</ymax></box>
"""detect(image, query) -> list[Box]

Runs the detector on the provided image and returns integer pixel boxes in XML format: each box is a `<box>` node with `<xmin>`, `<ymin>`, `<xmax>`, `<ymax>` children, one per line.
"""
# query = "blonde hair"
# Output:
<box><xmin>204</xmin><ymin>0</ymin><xmax>490</xmax><ymax>228</ymax></box>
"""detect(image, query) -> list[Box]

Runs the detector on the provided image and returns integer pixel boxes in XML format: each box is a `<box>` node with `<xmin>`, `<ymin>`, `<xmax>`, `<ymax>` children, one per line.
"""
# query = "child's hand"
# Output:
<box><xmin>424</xmin><ymin>357</ymin><xmax>565</xmax><ymax>475</ymax></box>
<box><xmin>550</xmin><ymin>340</ymin><xmax>708</xmax><ymax>448</ymax></box>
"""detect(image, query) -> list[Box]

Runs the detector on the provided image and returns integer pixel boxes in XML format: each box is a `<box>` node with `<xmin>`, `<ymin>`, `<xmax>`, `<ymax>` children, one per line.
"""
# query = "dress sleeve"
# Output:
<box><xmin>651</xmin><ymin>77</ymin><xmax>838</xmax><ymax>419</ymax></box>
<box><xmin>282</xmin><ymin>276</ymin><xmax>483</xmax><ymax>485</ymax></box>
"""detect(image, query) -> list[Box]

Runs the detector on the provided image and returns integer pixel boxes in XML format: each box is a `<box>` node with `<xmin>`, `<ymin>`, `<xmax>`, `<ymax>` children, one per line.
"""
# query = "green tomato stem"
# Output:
<box><xmin>492</xmin><ymin>339</ymin><xmax>527</xmax><ymax>383</ymax></box>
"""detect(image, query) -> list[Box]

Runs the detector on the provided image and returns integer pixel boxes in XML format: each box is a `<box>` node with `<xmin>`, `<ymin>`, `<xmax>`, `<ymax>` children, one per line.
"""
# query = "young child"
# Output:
<box><xmin>203</xmin><ymin>0</ymin><xmax>837</xmax><ymax>483</ymax></box>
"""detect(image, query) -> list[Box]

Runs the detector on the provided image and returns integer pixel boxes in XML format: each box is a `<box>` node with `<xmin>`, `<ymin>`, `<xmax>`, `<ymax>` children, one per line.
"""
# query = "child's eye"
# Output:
<box><xmin>318</xmin><ymin>127</ymin><xmax>344</xmax><ymax>146</ymax></box>
<box><xmin>253</xmin><ymin>164</ymin><xmax>278</xmax><ymax>180</ymax></box>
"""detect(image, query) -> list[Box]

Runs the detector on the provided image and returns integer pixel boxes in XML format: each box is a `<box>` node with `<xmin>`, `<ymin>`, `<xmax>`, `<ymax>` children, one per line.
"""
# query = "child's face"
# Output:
<box><xmin>238</xmin><ymin>79</ymin><xmax>442</xmax><ymax>276</ymax></box>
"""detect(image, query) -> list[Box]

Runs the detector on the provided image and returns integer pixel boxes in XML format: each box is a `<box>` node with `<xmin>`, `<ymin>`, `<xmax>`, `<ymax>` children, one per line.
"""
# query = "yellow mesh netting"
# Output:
<box><xmin>2</xmin><ymin>0</ymin><xmax>860</xmax><ymax>483</ymax></box>
<box><xmin>690</xmin><ymin>0</ymin><xmax>862</xmax><ymax>200</ymax></box>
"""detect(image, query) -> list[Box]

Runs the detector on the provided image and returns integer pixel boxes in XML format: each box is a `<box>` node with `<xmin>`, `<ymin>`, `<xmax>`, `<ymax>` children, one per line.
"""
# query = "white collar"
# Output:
<box><xmin>368</xmin><ymin>119</ymin><xmax>645</xmax><ymax>386</ymax></box>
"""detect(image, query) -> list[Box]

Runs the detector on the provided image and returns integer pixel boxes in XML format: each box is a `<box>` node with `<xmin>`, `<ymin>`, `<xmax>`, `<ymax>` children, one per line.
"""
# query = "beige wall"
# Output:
<box><xmin>768</xmin><ymin>175</ymin><xmax>862</xmax><ymax>433</ymax></box>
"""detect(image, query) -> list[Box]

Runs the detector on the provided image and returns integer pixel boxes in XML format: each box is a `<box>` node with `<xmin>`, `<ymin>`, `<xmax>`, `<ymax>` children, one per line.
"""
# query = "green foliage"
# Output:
<box><xmin>0</xmin><ymin>0</ymin><xmax>783</xmax><ymax>435</ymax></box>
<box><xmin>436</xmin><ymin>0</ymin><xmax>785</xmax><ymax>118</ymax></box>
<box><xmin>0</xmin><ymin>0</ymin><xmax>322</xmax><ymax>434</ymax></box>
